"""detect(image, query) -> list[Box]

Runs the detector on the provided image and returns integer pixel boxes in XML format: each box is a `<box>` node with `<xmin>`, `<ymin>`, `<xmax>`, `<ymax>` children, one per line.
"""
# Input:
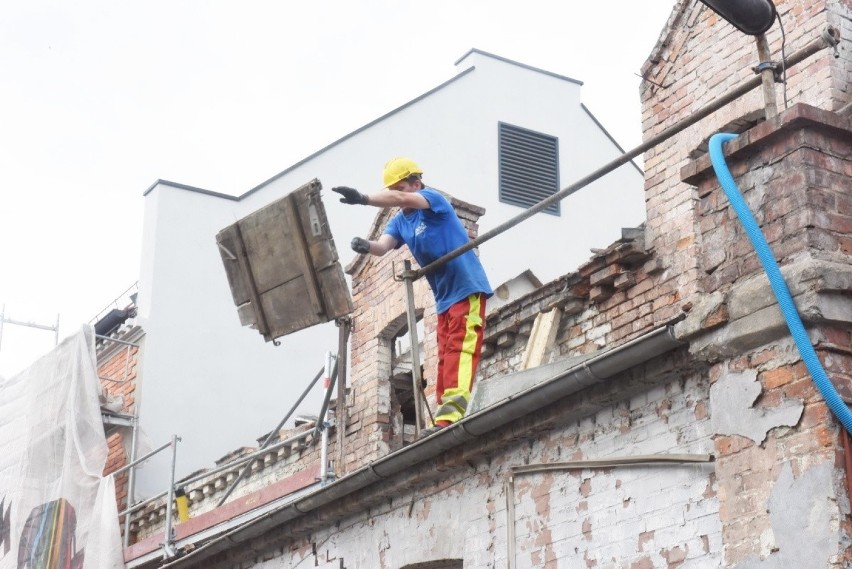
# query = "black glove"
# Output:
<box><xmin>332</xmin><ymin>186</ymin><xmax>368</xmax><ymax>205</ymax></box>
<box><xmin>351</xmin><ymin>237</ymin><xmax>371</xmax><ymax>254</ymax></box>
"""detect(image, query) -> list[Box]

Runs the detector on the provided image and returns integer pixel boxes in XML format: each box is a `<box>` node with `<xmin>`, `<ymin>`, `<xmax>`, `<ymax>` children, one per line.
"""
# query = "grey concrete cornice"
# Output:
<box><xmin>675</xmin><ymin>257</ymin><xmax>852</xmax><ymax>360</ymax></box>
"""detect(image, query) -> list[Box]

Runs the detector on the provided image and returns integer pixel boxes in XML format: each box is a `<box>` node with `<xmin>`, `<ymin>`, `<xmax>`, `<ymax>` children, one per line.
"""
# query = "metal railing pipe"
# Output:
<box><xmin>163</xmin><ymin>435</ymin><xmax>180</xmax><ymax>559</ymax></box>
<box><xmin>403</xmin><ymin>261</ymin><xmax>425</xmax><ymax>436</ymax></box>
<box><xmin>319</xmin><ymin>351</ymin><xmax>334</xmax><ymax>486</ymax></box>
<box><xmin>216</xmin><ymin>366</ymin><xmax>327</xmax><ymax>506</ymax></box>
<box><xmin>123</xmin><ymin>415</ymin><xmax>140</xmax><ymax>547</ymax></box>
<box><xmin>336</xmin><ymin>319</ymin><xmax>351</xmax><ymax>477</ymax></box>
<box><xmin>95</xmin><ymin>334</ymin><xmax>140</xmax><ymax>347</ymax></box>
<box><xmin>313</xmin><ymin>358</ymin><xmax>339</xmax><ymax>439</ymax></box>
<box><xmin>119</xmin><ymin>428</ymin><xmax>315</xmax><ymax>517</ymax></box>
<box><xmin>111</xmin><ymin>440</ymin><xmax>172</xmax><ymax>478</ymax></box>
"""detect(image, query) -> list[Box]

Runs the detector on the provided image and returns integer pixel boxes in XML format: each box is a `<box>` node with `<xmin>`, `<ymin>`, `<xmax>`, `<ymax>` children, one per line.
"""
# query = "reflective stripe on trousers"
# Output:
<box><xmin>434</xmin><ymin>293</ymin><xmax>486</xmax><ymax>424</ymax></box>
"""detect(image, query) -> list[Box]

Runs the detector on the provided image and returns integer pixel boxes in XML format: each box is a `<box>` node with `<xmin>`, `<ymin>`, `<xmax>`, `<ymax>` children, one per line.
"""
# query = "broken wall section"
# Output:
<box><xmin>677</xmin><ymin>105</ymin><xmax>852</xmax><ymax>567</ymax></box>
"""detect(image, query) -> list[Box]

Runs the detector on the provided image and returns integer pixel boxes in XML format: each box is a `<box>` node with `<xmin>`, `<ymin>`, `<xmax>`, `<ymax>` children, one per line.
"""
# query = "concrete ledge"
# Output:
<box><xmin>469</xmin><ymin>353</ymin><xmax>597</xmax><ymax>414</ymax></box>
<box><xmin>680</xmin><ymin>103</ymin><xmax>852</xmax><ymax>186</ymax></box>
<box><xmin>675</xmin><ymin>258</ymin><xmax>852</xmax><ymax>360</ymax></box>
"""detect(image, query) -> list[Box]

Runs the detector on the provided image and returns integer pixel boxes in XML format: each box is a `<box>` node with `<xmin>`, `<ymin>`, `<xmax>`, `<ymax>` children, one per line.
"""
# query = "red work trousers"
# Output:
<box><xmin>434</xmin><ymin>293</ymin><xmax>487</xmax><ymax>424</ymax></box>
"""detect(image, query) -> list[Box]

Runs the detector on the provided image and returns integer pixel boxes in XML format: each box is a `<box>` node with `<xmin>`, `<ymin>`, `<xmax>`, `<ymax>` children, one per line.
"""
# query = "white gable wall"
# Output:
<box><xmin>242</xmin><ymin>50</ymin><xmax>644</xmax><ymax>286</ymax></box>
<box><xmin>134</xmin><ymin>50</ymin><xmax>644</xmax><ymax>497</ymax></box>
<box><xmin>135</xmin><ymin>185</ymin><xmax>346</xmax><ymax>497</ymax></box>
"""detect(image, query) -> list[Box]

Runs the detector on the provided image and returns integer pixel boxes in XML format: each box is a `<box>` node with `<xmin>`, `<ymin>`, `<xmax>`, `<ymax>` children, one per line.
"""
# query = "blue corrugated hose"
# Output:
<box><xmin>709</xmin><ymin>132</ymin><xmax>852</xmax><ymax>434</ymax></box>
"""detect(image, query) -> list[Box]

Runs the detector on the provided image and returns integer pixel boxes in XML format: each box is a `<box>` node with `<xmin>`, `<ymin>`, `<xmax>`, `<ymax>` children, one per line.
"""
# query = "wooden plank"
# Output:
<box><xmin>215</xmin><ymin>179</ymin><xmax>353</xmax><ymax>342</ymax></box>
<box><xmin>231</xmin><ymin>222</ymin><xmax>272</xmax><ymax>341</ymax></box>
<box><xmin>519</xmin><ymin>308</ymin><xmax>562</xmax><ymax>370</ymax></box>
<box><xmin>283</xmin><ymin>193</ymin><xmax>325</xmax><ymax>317</ymax></box>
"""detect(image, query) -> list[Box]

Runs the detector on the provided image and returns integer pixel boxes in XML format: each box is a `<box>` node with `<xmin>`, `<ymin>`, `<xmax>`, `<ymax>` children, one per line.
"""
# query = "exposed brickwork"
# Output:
<box><xmin>122</xmin><ymin>1</ymin><xmax>852</xmax><ymax>565</ymax></box>
<box><xmin>683</xmin><ymin>105</ymin><xmax>852</xmax><ymax>284</ymax></box>
<box><xmin>677</xmin><ymin>104</ymin><xmax>852</xmax><ymax>566</ymax></box>
<box><xmin>639</xmin><ymin>0</ymin><xmax>850</xmax><ymax>341</ymax></box>
<box><xmin>97</xmin><ymin>323</ymin><xmax>142</xmax><ymax>541</ymax></box>
<box><xmin>141</xmin><ymin>357</ymin><xmax>718</xmax><ymax>569</ymax></box>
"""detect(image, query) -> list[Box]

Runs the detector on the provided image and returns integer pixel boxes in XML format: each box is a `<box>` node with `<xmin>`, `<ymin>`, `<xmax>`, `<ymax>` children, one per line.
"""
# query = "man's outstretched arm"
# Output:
<box><xmin>332</xmin><ymin>186</ymin><xmax>428</xmax><ymax>210</ymax></box>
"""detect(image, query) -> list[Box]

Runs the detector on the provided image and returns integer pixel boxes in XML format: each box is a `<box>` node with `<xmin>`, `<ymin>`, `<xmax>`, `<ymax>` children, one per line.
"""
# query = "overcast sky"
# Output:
<box><xmin>0</xmin><ymin>0</ymin><xmax>677</xmax><ymax>377</ymax></box>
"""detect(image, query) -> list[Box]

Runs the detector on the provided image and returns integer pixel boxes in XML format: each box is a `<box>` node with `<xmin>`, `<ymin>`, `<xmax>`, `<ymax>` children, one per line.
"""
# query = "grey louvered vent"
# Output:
<box><xmin>498</xmin><ymin>123</ymin><xmax>560</xmax><ymax>215</ymax></box>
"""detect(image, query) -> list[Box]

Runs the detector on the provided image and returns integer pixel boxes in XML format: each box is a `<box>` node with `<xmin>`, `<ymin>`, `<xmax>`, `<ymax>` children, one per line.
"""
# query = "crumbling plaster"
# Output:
<box><xmin>245</xmin><ymin>370</ymin><xmax>720</xmax><ymax>569</ymax></box>
<box><xmin>675</xmin><ymin>224</ymin><xmax>852</xmax><ymax>364</ymax></box>
<box><xmin>735</xmin><ymin>461</ymin><xmax>839</xmax><ymax>568</ymax></box>
<box><xmin>710</xmin><ymin>366</ymin><xmax>804</xmax><ymax>443</ymax></box>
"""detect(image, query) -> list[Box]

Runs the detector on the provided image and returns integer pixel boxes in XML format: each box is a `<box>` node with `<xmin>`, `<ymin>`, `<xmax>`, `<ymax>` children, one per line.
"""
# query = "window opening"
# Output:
<box><xmin>390</xmin><ymin>318</ymin><xmax>426</xmax><ymax>444</ymax></box>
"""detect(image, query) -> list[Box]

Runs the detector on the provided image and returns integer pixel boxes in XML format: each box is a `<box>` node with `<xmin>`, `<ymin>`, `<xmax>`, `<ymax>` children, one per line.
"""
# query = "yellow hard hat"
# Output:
<box><xmin>382</xmin><ymin>157</ymin><xmax>423</xmax><ymax>188</ymax></box>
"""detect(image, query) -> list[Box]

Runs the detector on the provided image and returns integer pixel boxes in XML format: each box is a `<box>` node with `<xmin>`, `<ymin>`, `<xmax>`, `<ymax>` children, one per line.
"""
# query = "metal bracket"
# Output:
<box><xmin>821</xmin><ymin>27</ymin><xmax>840</xmax><ymax>58</ymax></box>
<box><xmin>752</xmin><ymin>60</ymin><xmax>783</xmax><ymax>82</ymax></box>
<box><xmin>392</xmin><ymin>260</ymin><xmax>419</xmax><ymax>282</ymax></box>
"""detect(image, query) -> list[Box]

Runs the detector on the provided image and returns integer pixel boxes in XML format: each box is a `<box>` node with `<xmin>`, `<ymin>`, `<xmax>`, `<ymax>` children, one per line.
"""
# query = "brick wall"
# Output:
<box><xmin>97</xmin><ymin>325</ymin><xmax>142</xmax><ymax>538</ymax></box>
<box><xmin>122</xmin><ymin>1</ymin><xmax>852</xmax><ymax>564</ymax></box>
<box><xmin>639</xmin><ymin>0</ymin><xmax>849</xmax><ymax>335</ymax></box>
<box><xmin>162</xmin><ymin>350</ymin><xmax>718</xmax><ymax>569</ymax></box>
<box><xmin>678</xmin><ymin>105</ymin><xmax>852</xmax><ymax>566</ymax></box>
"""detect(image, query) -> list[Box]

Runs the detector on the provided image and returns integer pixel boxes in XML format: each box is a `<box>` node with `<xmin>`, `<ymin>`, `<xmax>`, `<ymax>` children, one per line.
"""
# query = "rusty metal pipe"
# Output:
<box><xmin>755</xmin><ymin>33</ymin><xmax>778</xmax><ymax>118</ymax></box>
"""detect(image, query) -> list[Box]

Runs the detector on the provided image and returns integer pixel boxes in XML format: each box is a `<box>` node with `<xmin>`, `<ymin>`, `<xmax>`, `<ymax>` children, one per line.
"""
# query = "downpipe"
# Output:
<box><xmin>708</xmin><ymin>133</ymin><xmax>852</xmax><ymax>434</ymax></box>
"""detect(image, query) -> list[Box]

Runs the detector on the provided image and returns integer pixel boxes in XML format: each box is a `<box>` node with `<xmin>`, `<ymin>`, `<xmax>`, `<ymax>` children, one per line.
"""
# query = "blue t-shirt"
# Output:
<box><xmin>384</xmin><ymin>188</ymin><xmax>492</xmax><ymax>314</ymax></box>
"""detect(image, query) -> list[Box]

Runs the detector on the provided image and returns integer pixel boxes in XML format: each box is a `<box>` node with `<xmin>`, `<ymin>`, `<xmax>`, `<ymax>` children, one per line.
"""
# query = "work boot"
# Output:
<box><xmin>419</xmin><ymin>420</ymin><xmax>452</xmax><ymax>438</ymax></box>
<box><xmin>419</xmin><ymin>425</ymin><xmax>444</xmax><ymax>438</ymax></box>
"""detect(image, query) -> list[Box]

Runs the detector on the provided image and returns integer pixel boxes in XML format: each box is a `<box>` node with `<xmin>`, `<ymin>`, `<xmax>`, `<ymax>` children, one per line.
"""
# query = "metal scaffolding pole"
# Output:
<box><xmin>336</xmin><ymin>318</ymin><xmax>351</xmax><ymax>477</ymax></box>
<box><xmin>0</xmin><ymin>305</ymin><xmax>60</xmax><ymax>354</ymax></box>
<box><xmin>162</xmin><ymin>435</ymin><xmax>180</xmax><ymax>559</ymax></box>
<box><xmin>216</xmin><ymin>365</ymin><xmax>327</xmax><ymax>507</ymax></box>
<box><xmin>402</xmin><ymin>261</ymin><xmax>426</xmax><ymax>437</ymax></box>
<box><xmin>319</xmin><ymin>351</ymin><xmax>334</xmax><ymax>486</ymax></box>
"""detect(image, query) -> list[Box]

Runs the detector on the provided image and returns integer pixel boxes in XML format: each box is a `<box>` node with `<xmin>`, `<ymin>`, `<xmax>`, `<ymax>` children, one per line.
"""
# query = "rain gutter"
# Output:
<box><xmin>140</xmin><ymin>321</ymin><xmax>684</xmax><ymax>569</ymax></box>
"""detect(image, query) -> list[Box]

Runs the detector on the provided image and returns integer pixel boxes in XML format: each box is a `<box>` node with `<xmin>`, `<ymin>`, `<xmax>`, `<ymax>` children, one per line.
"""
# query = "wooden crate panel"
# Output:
<box><xmin>216</xmin><ymin>179</ymin><xmax>353</xmax><ymax>342</ymax></box>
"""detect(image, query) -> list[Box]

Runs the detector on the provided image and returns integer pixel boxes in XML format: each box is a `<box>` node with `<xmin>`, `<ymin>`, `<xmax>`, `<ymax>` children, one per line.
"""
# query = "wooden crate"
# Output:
<box><xmin>215</xmin><ymin>179</ymin><xmax>353</xmax><ymax>342</ymax></box>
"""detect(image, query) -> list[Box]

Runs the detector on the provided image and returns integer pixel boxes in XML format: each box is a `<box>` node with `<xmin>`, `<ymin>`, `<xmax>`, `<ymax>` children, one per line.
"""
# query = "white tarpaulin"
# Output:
<box><xmin>0</xmin><ymin>325</ymin><xmax>124</xmax><ymax>569</ymax></box>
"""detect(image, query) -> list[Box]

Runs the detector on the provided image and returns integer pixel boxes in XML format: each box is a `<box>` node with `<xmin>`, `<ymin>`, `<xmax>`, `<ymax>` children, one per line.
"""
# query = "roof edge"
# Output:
<box><xmin>142</xmin><ymin>179</ymin><xmax>239</xmax><ymax>200</ymax></box>
<box><xmin>455</xmin><ymin>48</ymin><xmax>583</xmax><ymax>86</ymax></box>
<box><xmin>239</xmin><ymin>66</ymin><xmax>478</xmax><ymax>201</ymax></box>
<box><xmin>143</xmin><ymin>49</ymin><xmax>584</xmax><ymax>204</ymax></box>
<box><xmin>580</xmin><ymin>103</ymin><xmax>644</xmax><ymax>176</ymax></box>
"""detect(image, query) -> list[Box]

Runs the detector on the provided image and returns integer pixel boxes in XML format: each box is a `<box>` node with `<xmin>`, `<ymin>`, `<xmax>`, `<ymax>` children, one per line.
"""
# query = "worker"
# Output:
<box><xmin>332</xmin><ymin>157</ymin><xmax>493</xmax><ymax>437</ymax></box>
